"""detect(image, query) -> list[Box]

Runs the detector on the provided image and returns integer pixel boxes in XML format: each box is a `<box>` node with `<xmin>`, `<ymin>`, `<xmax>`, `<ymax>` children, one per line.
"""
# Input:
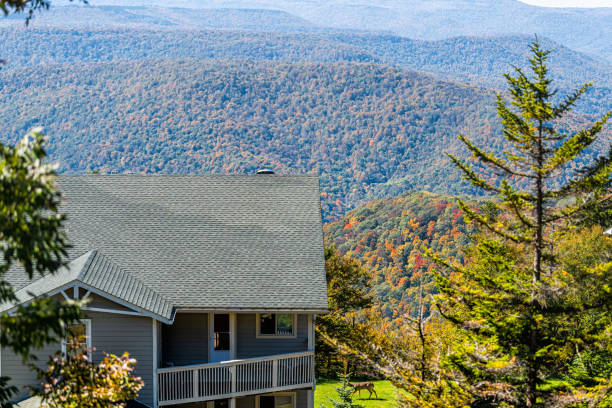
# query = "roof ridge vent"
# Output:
<box><xmin>256</xmin><ymin>169</ymin><xmax>275</xmax><ymax>175</ymax></box>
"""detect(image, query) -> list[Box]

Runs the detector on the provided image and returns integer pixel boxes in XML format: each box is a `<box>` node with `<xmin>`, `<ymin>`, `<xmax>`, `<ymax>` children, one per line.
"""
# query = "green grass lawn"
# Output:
<box><xmin>314</xmin><ymin>379</ymin><xmax>399</xmax><ymax>407</ymax></box>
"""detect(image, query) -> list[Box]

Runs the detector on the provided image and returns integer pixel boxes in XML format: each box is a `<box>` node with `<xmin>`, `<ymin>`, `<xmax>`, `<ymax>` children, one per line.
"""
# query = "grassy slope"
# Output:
<box><xmin>314</xmin><ymin>379</ymin><xmax>399</xmax><ymax>408</ymax></box>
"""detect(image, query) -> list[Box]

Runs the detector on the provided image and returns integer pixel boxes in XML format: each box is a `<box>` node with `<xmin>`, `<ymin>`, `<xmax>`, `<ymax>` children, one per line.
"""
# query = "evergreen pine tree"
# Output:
<box><xmin>432</xmin><ymin>39</ymin><xmax>612</xmax><ymax>407</ymax></box>
<box><xmin>323</xmin><ymin>374</ymin><xmax>364</xmax><ymax>408</ymax></box>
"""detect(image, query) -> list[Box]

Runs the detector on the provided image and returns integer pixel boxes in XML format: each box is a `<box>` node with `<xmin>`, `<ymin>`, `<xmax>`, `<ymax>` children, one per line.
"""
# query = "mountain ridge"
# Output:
<box><xmin>2</xmin><ymin>27</ymin><xmax>610</xmax><ymax>116</ymax></box>
<box><xmin>1</xmin><ymin>58</ymin><xmax>608</xmax><ymax>220</ymax></box>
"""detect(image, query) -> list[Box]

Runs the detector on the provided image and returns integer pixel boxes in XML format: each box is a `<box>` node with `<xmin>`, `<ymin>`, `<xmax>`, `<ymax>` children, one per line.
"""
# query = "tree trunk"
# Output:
<box><xmin>526</xmin><ymin>121</ymin><xmax>545</xmax><ymax>407</ymax></box>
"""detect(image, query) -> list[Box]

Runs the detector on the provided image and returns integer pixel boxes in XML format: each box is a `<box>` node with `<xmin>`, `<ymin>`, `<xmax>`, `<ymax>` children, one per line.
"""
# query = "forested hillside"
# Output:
<box><xmin>1</xmin><ymin>58</ymin><xmax>609</xmax><ymax>219</ymax></box>
<box><xmin>2</xmin><ymin>28</ymin><xmax>610</xmax><ymax>115</ymax></box>
<box><xmin>0</xmin><ymin>60</ymin><xmax>501</xmax><ymax>219</ymax></box>
<box><xmin>13</xmin><ymin>0</ymin><xmax>612</xmax><ymax>62</ymax></box>
<box><xmin>0</xmin><ymin>6</ymin><xmax>322</xmax><ymax>33</ymax></box>
<box><xmin>324</xmin><ymin>191</ymin><xmax>475</xmax><ymax>322</ymax></box>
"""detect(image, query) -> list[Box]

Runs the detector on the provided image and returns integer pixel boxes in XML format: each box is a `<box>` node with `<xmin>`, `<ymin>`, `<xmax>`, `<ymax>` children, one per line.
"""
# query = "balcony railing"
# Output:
<box><xmin>157</xmin><ymin>351</ymin><xmax>315</xmax><ymax>406</ymax></box>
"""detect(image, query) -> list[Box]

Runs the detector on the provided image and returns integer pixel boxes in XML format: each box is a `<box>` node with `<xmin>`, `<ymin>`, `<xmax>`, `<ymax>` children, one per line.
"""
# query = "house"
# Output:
<box><xmin>0</xmin><ymin>175</ymin><xmax>328</xmax><ymax>408</ymax></box>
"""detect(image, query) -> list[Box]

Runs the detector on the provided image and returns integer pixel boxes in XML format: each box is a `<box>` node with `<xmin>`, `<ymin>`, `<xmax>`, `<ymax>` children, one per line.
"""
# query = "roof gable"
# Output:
<box><xmin>2</xmin><ymin>250</ymin><xmax>173</xmax><ymax>322</ymax></box>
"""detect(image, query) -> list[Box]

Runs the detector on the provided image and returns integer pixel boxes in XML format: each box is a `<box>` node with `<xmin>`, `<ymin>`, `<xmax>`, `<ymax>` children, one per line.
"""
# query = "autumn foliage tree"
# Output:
<box><xmin>316</xmin><ymin>246</ymin><xmax>373</xmax><ymax>378</ymax></box>
<box><xmin>0</xmin><ymin>130</ymin><xmax>83</xmax><ymax>405</ymax></box>
<box><xmin>32</xmin><ymin>338</ymin><xmax>144</xmax><ymax>408</ymax></box>
<box><xmin>433</xmin><ymin>39</ymin><xmax>612</xmax><ymax>407</ymax></box>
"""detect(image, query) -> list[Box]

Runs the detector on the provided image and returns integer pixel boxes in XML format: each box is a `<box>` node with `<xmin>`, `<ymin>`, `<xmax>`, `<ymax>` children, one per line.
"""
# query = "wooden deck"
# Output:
<box><xmin>157</xmin><ymin>351</ymin><xmax>315</xmax><ymax>406</ymax></box>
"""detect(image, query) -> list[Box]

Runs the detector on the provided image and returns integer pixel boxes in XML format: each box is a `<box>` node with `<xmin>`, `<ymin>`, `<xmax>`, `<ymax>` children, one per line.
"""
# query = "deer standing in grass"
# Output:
<box><xmin>348</xmin><ymin>381</ymin><xmax>378</xmax><ymax>399</ymax></box>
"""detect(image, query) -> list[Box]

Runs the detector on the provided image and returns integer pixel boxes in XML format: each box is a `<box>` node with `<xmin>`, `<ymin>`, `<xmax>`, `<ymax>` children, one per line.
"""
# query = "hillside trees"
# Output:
<box><xmin>316</xmin><ymin>247</ymin><xmax>373</xmax><ymax>378</ymax></box>
<box><xmin>433</xmin><ymin>39</ymin><xmax>612</xmax><ymax>406</ymax></box>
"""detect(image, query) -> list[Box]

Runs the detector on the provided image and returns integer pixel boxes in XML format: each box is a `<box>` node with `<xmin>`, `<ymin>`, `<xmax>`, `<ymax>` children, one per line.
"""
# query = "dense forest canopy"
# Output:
<box><xmin>0</xmin><ymin>59</ymin><xmax>504</xmax><ymax>219</ymax></box>
<box><xmin>324</xmin><ymin>191</ymin><xmax>475</xmax><ymax>321</ymax></box>
<box><xmin>0</xmin><ymin>57</ymin><xmax>608</xmax><ymax>219</ymax></box>
<box><xmin>1</xmin><ymin>28</ymin><xmax>610</xmax><ymax>115</ymax></box>
<box><xmin>7</xmin><ymin>0</ymin><xmax>610</xmax><ymax>62</ymax></box>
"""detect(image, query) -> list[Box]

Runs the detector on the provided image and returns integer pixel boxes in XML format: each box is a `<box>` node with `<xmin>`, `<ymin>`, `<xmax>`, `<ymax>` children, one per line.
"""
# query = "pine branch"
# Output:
<box><xmin>447</xmin><ymin>154</ymin><xmax>501</xmax><ymax>193</ymax></box>
<box><xmin>547</xmin><ymin>111</ymin><xmax>611</xmax><ymax>170</ymax></box>
<box><xmin>499</xmin><ymin>181</ymin><xmax>536</xmax><ymax>229</ymax></box>
<box><xmin>457</xmin><ymin>200</ymin><xmax>527</xmax><ymax>243</ymax></box>
<box><xmin>551</xmin><ymin>146</ymin><xmax>612</xmax><ymax>197</ymax></box>
<box><xmin>456</xmin><ymin>135</ymin><xmax>536</xmax><ymax>179</ymax></box>
<box><xmin>552</xmin><ymin>83</ymin><xmax>592</xmax><ymax>118</ymax></box>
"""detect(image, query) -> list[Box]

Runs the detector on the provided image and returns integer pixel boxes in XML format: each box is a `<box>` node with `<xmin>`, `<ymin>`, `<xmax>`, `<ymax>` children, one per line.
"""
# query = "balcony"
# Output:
<box><xmin>157</xmin><ymin>351</ymin><xmax>315</xmax><ymax>406</ymax></box>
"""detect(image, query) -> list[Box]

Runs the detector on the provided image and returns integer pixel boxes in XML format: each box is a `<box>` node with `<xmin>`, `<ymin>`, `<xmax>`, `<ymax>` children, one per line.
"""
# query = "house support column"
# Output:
<box><xmin>307</xmin><ymin>314</ymin><xmax>314</xmax><ymax>351</ymax></box>
<box><xmin>230</xmin><ymin>313</ymin><xmax>237</xmax><ymax>360</ymax></box>
<box><xmin>308</xmin><ymin>389</ymin><xmax>314</xmax><ymax>408</ymax></box>
<box><xmin>152</xmin><ymin>319</ymin><xmax>159</xmax><ymax>408</ymax></box>
<box><xmin>229</xmin><ymin>397</ymin><xmax>236</xmax><ymax>408</ymax></box>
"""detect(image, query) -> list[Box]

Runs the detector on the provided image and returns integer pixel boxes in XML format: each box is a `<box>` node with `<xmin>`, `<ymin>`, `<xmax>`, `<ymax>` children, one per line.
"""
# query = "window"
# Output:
<box><xmin>214</xmin><ymin>314</ymin><xmax>230</xmax><ymax>351</ymax></box>
<box><xmin>213</xmin><ymin>399</ymin><xmax>229</xmax><ymax>408</ymax></box>
<box><xmin>61</xmin><ymin>319</ymin><xmax>91</xmax><ymax>357</ymax></box>
<box><xmin>256</xmin><ymin>314</ymin><xmax>296</xmax><ymax>338</ymax></box>
<box><xmin>258</xmin><ymin>393</ymin><xmax>295</xmax><ymax>408</ymax></box>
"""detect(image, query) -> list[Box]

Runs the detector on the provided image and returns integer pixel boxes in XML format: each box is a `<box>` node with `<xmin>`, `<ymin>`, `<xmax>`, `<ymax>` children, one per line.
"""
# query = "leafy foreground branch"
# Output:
<box><xmin>31</xmin><ymin>339</ymin><xmax>143</xmax><ymax>408</ymax></box>
<box><xmin>0</xmin><ymin>130</ymin><xmax>84</xmax><ymax>405</ymax></box>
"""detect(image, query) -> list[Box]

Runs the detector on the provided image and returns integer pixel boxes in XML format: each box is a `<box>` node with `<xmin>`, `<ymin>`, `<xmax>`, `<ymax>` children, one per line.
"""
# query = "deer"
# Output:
<box><xmin>348</xmin><ymin>381</ymin><xmax>378</xmax><ymax>399</ymax></box>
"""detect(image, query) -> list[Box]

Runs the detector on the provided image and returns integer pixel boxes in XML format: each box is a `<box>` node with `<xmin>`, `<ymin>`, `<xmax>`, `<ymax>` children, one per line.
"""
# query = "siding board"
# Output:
<box><xmin>162</xmin><ymin>313</ymin><xmax>208</xmax><ymax>367</ymax></box>
<box><xmin>237</xmin><ymin>314</ymin><xmax>309</xmax><ymax>358</ymax></box>
<box><xmin>87</xmin><ymin>311</ymin><xmax>154</xmax><ymax>407</ymax></box>
<box><xmin>1</xmin><ymin>311</ymin><xmax>154</xmax><ymax>407</ymax></box>
<box><xmin>0</xmin><ymin>342</ymin><xmax>60</xmax><ymax>401</ymax></box>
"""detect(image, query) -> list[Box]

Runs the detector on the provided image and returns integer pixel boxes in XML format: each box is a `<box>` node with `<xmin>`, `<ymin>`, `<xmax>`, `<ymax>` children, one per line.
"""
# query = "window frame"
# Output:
<box><xmin>255</xmin><ymin>392</ymin><xmax>297</xmax><ymax>408</ymax></box>
<box><xmin>61</xmin><ymin>318</ymin><xmax>92</xmax><ymax>359</ymax></box>
<box><xmin>255</xmin><ymin>313</ymin><xmax>297</xmax><ymax>339</ymax></box>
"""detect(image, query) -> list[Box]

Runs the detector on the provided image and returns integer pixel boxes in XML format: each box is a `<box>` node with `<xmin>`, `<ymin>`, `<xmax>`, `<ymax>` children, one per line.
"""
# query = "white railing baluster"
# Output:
<box><xmin>156</xmin><ymin>351</ymin><xmax>314</xmax><ymax>406</ymax></box>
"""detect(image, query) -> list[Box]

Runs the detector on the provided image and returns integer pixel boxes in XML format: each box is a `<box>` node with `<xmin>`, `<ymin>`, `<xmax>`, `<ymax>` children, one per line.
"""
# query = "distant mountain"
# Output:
<box><xmin>2</xmin><ymin>28</ymin><xmax>610</xmax><ymax>116</ymax></box>
<box><xmin>0</xmin><ymin>60</ymin><xmax>498</xmax><ymax>219</ymax></box>
<box><xmin>0</xmin><ymin>59</ymin><xmax>608</xmax><ymax>219</ymax></box>
<box><xmin>24</xmin><ymin>0</ymin><xmax>612</xmax><ymax>62</ymax></box>
<box><xmin>0</xmin><ymin>5</ymin><xmax>321</xmax><ymax>32</ymax></box>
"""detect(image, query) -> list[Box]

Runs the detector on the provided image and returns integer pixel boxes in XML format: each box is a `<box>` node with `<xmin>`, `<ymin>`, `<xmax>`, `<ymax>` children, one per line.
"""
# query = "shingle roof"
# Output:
<box><xmin>2</xmin><ymin>250</ymin><xmax>173</xmax><ymax>322</ymax></box>
<box><xmin>5</xmin><ymin>175</ymin><xmax>328</xmax><ymax>316</ymax></box>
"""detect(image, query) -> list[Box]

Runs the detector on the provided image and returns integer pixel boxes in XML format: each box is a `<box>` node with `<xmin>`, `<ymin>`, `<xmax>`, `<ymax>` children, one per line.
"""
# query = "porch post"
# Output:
<box><xmin>230</xmin><ymin>313</ymin><xmax>237</xmax><ymax>360</ymax></box>
<box><xmin>152</xmin><ymin>319</ymin><xmax>159</xmax><ymax>408</ymax></box>
<box><xmin>230</xmin><ymin>397</ymin><xmax>236</xmax><ymax>408</ymax></box>
<box><xmin>308</xmin><ymin>389</ymin><xmax>314</xmax><ymax>408</ymax></box>
<box><xmin>307</xmin><ymin>314</ymin><xmax>314</xmax><ymax>351</ymax></box>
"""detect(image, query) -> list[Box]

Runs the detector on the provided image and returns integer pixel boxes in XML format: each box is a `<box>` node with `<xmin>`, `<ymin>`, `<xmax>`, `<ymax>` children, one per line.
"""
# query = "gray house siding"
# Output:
<box><xmin>86</xmin><ymin>292</ymin><xmax>134</xmax><ymax>312</ymax></box>
<box><xmin>1</xmin><ymin>341</ymin><xmax>61</xmax><ymax>401</ymax></box>
<box><xmin>162</xmin><ymin>312</ymin><xmax>208</xmax><ymax>367</ymax></box>
<box><xmin>237</xmin><ymin>314</ymin><xmax>309</xmax><ymax>359</ymax></box>
<box><xmin>87</xmin><ymin>311</ymin><xmax>154</xmax><ymax>407</ymax></box>
<box><xmin>237</xmin><ymin>396</ymin><xmax>256</xmax><ymax>408</ymax></box>
<box><xmin>296</xmin><ymin>390</ymin><xmax>308</xmax><ymax>407</ymax></box>
<box><xmin>1</xmin><ymin>311</ymin><xmax>154</xmax><ymax>406</ymax></box>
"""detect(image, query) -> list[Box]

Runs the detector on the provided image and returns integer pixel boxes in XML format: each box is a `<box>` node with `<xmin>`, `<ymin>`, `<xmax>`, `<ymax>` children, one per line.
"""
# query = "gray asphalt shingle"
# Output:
<box><xmin>5</xmin><ymin>175</ymin><xmax>328</xmax><ymax>315</ymax></box>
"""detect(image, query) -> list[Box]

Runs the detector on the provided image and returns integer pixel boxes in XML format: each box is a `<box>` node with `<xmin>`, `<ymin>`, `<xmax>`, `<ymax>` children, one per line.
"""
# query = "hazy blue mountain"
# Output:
<box><xmin>0</xmin><ymin>5</ymin><xmax>319</xmax><ymax>31</ymax></box>
<box><xmin>23</xmin><ymin>0</ymin><xmax>612</xmax><ymax>62</ymax></box>
<box><xmin>2</xmin><ymin>28</ymin><xmax>610</xmax><ymax>116</ymax></box>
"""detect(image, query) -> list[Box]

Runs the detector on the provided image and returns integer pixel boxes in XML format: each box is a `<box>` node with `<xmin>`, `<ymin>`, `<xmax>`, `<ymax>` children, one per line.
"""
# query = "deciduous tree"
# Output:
<box><xmin>0</xmin><ymin>130</ymin><xmax>83</xmax><ymax>406</ymax></box>
<box><xmin>316</xmin><ymin>247</ymin><xmax>372</xmax><ymax>378</ymax></box>
<box><xmin>32</xmin><ymin>338</ymin><xmax>144</xmax><ymax>408</ymax></box>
